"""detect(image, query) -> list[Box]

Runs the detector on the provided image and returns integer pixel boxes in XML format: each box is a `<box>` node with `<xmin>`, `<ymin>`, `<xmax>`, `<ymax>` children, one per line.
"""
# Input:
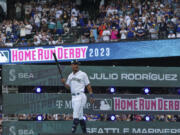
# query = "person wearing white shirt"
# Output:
<box><xmin>34</xmin><ymin>12</ymin><xmax>41</xmax><ymax>29</ymax></box>
<box><xmin>107</xmin><ymin>7</ymin><xmax>114</xmax><ymax>16</ymax></box>
<box><xmin>102</xmin><ymin>28</ymin><xmax>111</xmax><ymax>41</ymax></box>
<box><xmin>71</xmin><ymin>8</ymin><xmax>79</xmax><ymax>17</ymax></box>
<box><xmin>48</xmin><ymin>37</ymin><xmax>58</xmax><ymax>45</ymax></box>
<box><xmin>125</xmin><ymin>15</ymin><xmax>131</xmax><ymax>26</ymax></box>
<box><xmin>15</xmin><ymin>2</ymin><xmax>22</xmax><ymax>19</ymax></box>
<box><xmin>71</xmin><ymin>16</ymin><xmax>78</xmax><ymax>27</ymax></box>
<box><xmin>20</xmin><ymin>23</ymin><xmax>26</xmax><ymax>37</ymax></box>
<box><xmin>61</xmin><ymin>60</ymin><xmax>94</xmax><ymax>134</ymax></box>
<box><xmin>120</xmin><ymin>27</ymin><xmax>127</xmax><ymax>39</ymax></box>
<box><xmin>33</xmin><ymin>37</ymin><xmax>41</xmax><ymax>46</ymax></box>
<box><xmin>36</xmin><ymin>4</ymin><xmax>42</xmax><ymax>12</ymax></box>
<box><xmin>5</xmin><ymin>39</ymin><xmax>13</xmax><ymax>47</ymax></box>
<box><xmin>168</xmin><ymin>31</ymin><xmax>176</xmax><ymax>39</ymax></box>
<box><xmin>5</xmin><ymin>24</ymin><xmax>12</xmax><ymax>34</ymax></box>
<box><xmin>25</xmin><ymin>22</ymin><xmax>32</xmax><ymax>37</ymax></box>
<box><xmin>56</xmin><ymin>7</ymin><xmax>63</xmax><ymax>19</ymax></box>
<box><xmin>24</xmin><ymin>2</ymin><xmax>32</xmax><ymax>19</ymax></box>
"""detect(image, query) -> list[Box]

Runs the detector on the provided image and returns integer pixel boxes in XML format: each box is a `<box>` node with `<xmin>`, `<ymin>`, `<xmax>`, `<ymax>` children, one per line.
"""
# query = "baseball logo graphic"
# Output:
<box><xmin>93</xmin><ymin>98</ymin><xmax>112</xmax><ymax>111</ymax></box>
<box><xmin>0</xmin><ymin>51</ymin><xmax>9</xmax><ymax>63</ymax></box>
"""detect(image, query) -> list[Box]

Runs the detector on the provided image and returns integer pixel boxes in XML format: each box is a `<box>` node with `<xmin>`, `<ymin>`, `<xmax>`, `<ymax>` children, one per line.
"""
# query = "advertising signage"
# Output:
<box><xmin>3</xmin><ymin>65</ymin><xmax>180</xmax><ymax>87</ymax></box>
<box><xmin>0</xmin><ymin>39</ymin><xmax>180</xmax><ymax>64</ymax></box>
<box><xmin>3</xmin><ymin>94</ymin><xmax>180</xmax><ymax>114</ymax></box>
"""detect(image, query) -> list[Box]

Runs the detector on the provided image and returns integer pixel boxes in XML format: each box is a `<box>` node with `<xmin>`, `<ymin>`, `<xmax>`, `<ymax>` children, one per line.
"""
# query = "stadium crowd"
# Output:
<box><xmin>0</xmin><ymin>0</ymin><xmax>180</xmax><ymax>47</ymax></box>
<box><xmin>0</xmin><ymin>113</ymin><xmax>177</xmax><ymax>135</ymax></box>
<box><xmin>11</xmin><ymin>113</ymin><xmax>180</xmax><ymax>122</ymax></box>
<box><xmin>1</xmin><ymin>113</ymin><xmax>179</xmax><ymax>135</ymax></box>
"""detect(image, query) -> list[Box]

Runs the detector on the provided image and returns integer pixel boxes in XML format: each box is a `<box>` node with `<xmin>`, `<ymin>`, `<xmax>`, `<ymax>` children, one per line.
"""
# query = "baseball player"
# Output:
<box><xmin>61</xmin><ymin>60</ymin><xmax>94</xmax><ymax>134</ymax></box>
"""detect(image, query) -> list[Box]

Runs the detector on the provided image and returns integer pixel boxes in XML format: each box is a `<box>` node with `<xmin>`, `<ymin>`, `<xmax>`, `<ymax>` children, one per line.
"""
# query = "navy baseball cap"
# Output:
<box><xmin>71</xmin><ymin>60</ymin><xmax>80</xmax><ymax>65</ymax></box>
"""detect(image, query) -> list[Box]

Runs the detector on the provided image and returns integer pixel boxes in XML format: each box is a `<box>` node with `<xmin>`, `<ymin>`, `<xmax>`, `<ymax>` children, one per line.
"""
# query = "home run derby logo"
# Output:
<box><xmin>0</xmin><ymin>50</ymin><xmax>9</xmax><ymax>63</ymax></box>
<box><xmin>93</xmin><ymin>98</ymin><xmax>112</xmax><ymax>111</ymax></box>
<box><xmin>11</xmin><ymin>46</ymin><xmax>88</xmax><ymax>63</ymax></box>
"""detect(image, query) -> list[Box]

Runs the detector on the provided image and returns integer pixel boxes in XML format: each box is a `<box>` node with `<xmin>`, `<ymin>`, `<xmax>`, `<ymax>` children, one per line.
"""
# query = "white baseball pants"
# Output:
<box><xmin>72</xmin><ymin>93</ymin><xmax>87</xmax><ymax>120</ymax></box>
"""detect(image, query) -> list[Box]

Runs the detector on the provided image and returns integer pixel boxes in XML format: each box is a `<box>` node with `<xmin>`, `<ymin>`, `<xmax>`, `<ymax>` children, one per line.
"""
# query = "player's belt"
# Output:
<box><xmin>71</xmin><ymin>92</ymin><xmax>83</xmax><ymax>96</ymax></box>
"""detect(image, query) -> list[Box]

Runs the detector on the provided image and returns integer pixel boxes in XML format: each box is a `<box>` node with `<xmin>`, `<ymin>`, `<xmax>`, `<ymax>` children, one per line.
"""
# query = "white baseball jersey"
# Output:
<box><xmin>66</xmin><ymin>70</ymin><xmax>90</xmax><ymax>94</ymax></box>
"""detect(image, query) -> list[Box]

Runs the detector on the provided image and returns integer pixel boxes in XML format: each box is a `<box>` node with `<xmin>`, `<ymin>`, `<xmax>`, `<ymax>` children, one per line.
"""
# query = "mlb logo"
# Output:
<box><xmin>0</xmin><ymin>50</ymin><xmax>9</xmax><ymax>63</ymax></box>
<box><xmin>93</xmin><ymin>98</ymin><xmax>112</xmax><ymax>111</ymax></box>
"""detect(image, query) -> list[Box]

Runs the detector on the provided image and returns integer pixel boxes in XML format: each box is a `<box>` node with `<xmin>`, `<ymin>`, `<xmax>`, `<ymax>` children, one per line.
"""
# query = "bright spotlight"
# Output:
<box><xmin>110</xmin><ymin>87</ymin><xmax>116</xmax><ymax>93</ymax></box>
<box><xmin>83</xmin><ymin>116</ymin><xmax>87</xmax><ymax>121</ymax></box>
<box><xmin>37</xmin><ymin>115</ymin><xmax>43</xmax><ymax>121</ymax></box>
<box><xmin>145</xmin><ymin>116</ymin><xmax>150</xmax><ymax>122</ymax></box>
<box><xmin>110</xmin><ymin>115</ymin><xmax>116</xmax><ymax>121</ymax></box>
<box><xmin>35</xmin><ymin>87</ymin><xmax>42</xmax><ymax>93</ymax></box>
<box><xmin>144</xmin><ymin>88</ymin><xmax>150</xmax><ymax>94</ymax></box>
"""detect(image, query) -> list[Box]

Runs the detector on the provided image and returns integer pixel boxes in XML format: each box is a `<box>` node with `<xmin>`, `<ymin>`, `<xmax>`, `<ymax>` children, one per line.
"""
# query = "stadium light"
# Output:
<box><xmin>35</xmin><ymin>87</ymin><xmax>42</xmax><ymax>93</ymax></box>
<box><xmin>145</xmin><ymin>116</ymin><xmax>150</xmax><ymax>122</ymax></box>
<box><xmin>143</xmin><ymin>88</ymin><xmax>150</xmax><ymax>95</ymax></box>
<box><xmin>83</xmin><ymin>116</ymin><xmax>87</xmax><ymax>121</ymax></box>
<box><xmin>37</xmin><ymin>115</ymin><xmax>43</xmax><ymax>121</ymax></box>
<box><xmin>109</xmin><ymin>87</ymin><xmax>116</xmax><ymax>94</ymax></box>
<box><xmin>110</xmin><ymin>115</ymin><xmax>116</xmax><ymax>121</ymax></box>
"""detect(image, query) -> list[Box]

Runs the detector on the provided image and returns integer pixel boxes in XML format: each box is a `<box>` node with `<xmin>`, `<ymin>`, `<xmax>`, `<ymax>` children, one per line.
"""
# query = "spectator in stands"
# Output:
<box><xmin>40</xmin><ymin>32</ymin><xmax>49</xmax><ymax>45</ymax></box>
<box><xmin>57</xmin><ymin>36</ymin><xmax>64</xmax><ymax>44</ymax></box>
<box><xmin>15</xmin><ymin>1</ymin><xmax>22</xmax><ymax>20</ymax></box>
<box><xmin>48</xmin><ymin>19</ymin><xmax>56</xmax><ymax>34</ymax></box>
<box><xmin>1</xmin><ymin>33</ymin><xmax>6</xmax><ymax>44</ymax></box>
<box><xmin>79</xmin><ymin>14</ymin><xmax>85</xmax><ymax>27</ymax></box>
<box><xmin>175</xmin><ymin>5</ymin><xmax>180</xmax><ymax>17</ymax></box>
<box><xmin>175</xmin><ymin>115</ymin><xmax>180</xmax><ymax>122</ymax></box>
<box><xmin>56</xmin><ymin>18</ymin><xmax>64</xmax><ymax>35</ymax></box>
<box><xmin>71</xmin><ymin>15</ymin><xmax>78</xmax><ymax>27</ymax></box>
<box><xmin>34</xmin><ymin>11</ymin><xmax>41</xmax><ymax>30</ymax></box>
<box><xmin>134</xmin><ymin>114</ymin><xmax>143</xmax><ymax>122</ymax></box>
<box><xmin>41</xmin><ymin>20</ymin><xmax>48</xmax><ymax>32</ymax></box>
<box><xmin>111</xmin><ymin>27</ymin><xmax>118</xmax><ymax>41</ymax></box>
<box><xmin>135</xmin><ymin>22</ymin><xmax>146</xmax><ymax>40</ymax></box>
<box><xmin>18</xmin><ymin>114</ymin><xmax>27</xmax><ymax>121</ymax></box>
<box><xmin>64</xmin><ymin>114</ymin><xmax>73</xmax><ymax>121</ymax></box>
<box><xmin>33</xmin><ymin>37</ymin><xmax>41</xmax><ymax>46</ymax></box>
<box><xmin>25</xmin><ymin>21</ymin><xmax>33</xmax><ymax>39</ymax></box>
<box><xmin>5</xmin><ymin>39</ymin><xmax>13</xmax><ymax>47</ymax></box>
<box><xmin>149</xmin><ymin>25</ymin><xmax>159</xmax><ymax>39</ymax></box>
<box><xmin>120</xmin><ymin>26</ymin><xmax>127</xmax><ymax>40</ymax></box>
<box><xmin>127</xmin><ymin>25</ymin><xmax>135</xmax><ymax>39</ymax></box>
<box><xmin>24</xmin><ymin>2</ymin><xmax>32</xmax><ymax>19</ymax></box>
<box><xmin>98</xmin><ymin>23</ymin><xmax>106</xmax><ymax>38</ymax></box>
<box><xmin>71</xmin><ymin>7</ymin><xmax>79</xmax><ymax>17</ymax></box>
<box><xmin>159</xmin><ymin>19</ymin><xmax>167</xmax><ymax>38</ymax></box>
<box><xmin>120</xmin><ymin>114</ymin><xmax>128</xmax><ymax>121</ymax></box>
<box><xmin>5</xmin><ymin>21</ymin><xmax>12</xmax><ymax>36</ymax></box>
<box><xmin>20</xmin><ymin>22</ymin><xmax>26</xmax><ymax>38</ymax></box>
<box><xmin>102</xmin><ymin>27</ymin><xmax>111</xmax><ymax>42</ymax></box>
<box><xmin>168</xmin><ymin>30</ymin><xmax>176</xmax><ymax>38</ymax></box>
<box><xmin>19</xmin><ymin>38</ymin><xmax>28</xmax><ymax>46</ymax></box>
<box><xmin>0</xmin><ymin>37</ymin><xmax>5</xmax><ymax>47</ymax></box>
<box><xmin>176</xmin><ymin>20</ymin><xmax>180</xmax><ymax>38</ymax></box>
<box><xmin>47</xmin><ymin>114</ymin><xmax>54</xmax><ymax>120</ymax></box>
<box><xmin>167</xmin><ymin>21</ymin><xmax>175</xmax><ymax>34</ymax></box>
<box><xmin>90</xmin><ymin>25</ymin><xmax>98</xmax><ymax>42</ymax></box>
<box><xmin>80</xmin><ymin>35</ymin><xmax>89</xmax><ymax>43</ymax></box>
<box><xmin>49</xmin><ymin>37</ymin><xmax>57</xmax><ymax>45</ymax></box>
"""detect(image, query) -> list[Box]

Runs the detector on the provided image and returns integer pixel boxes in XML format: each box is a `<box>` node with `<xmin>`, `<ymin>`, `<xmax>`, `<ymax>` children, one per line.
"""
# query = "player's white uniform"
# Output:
<box><xmin>66</xmin><ymin>70</ymin><xmax>89</xmax><ymax>119</ymax></box>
